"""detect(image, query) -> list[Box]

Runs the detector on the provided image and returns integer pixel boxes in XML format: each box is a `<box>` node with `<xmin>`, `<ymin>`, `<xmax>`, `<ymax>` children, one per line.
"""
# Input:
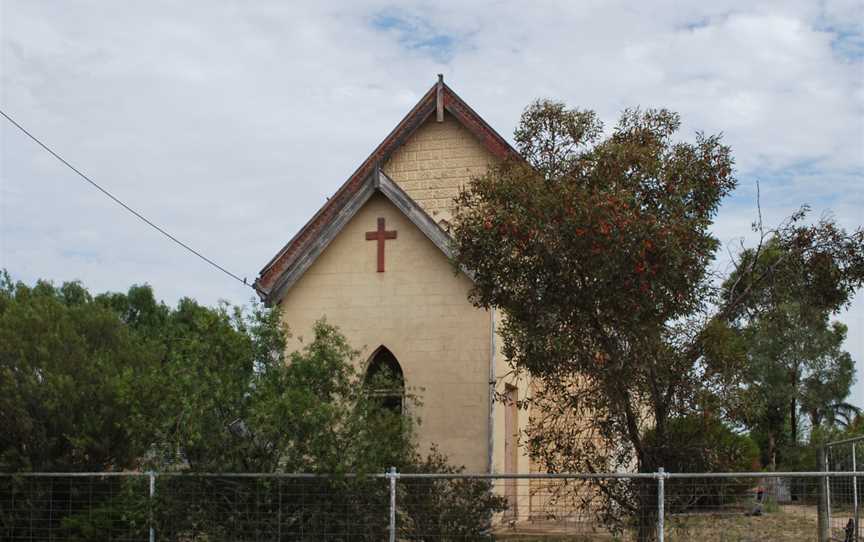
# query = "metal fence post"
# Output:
<box><xmin>826</xmin><ymin>447</ymin><xmax>833</xmax><ymax>530</ymax></box>
<box><xmin>818</xmin><ymin>446</ymin><xmax>830</xmax><ymax>542</ymax></box>
<box><xmin>657</xmin><ymin>467</ymin><xmax>665</xmax><ymax>542</ymax></box>
<box><xmin>388</xmin><ymin>467</ymin><xmax>397</xmax><ymax>542</ymax></box>
<box><xmin>855</xmin><ymin>442</ymin><xmax>860</xmax><ymax>542</ymax></box>
<box><xmin>148</xmin><ymin>471</ymin><xmax>156</xmax><ymax>542</ymax></box>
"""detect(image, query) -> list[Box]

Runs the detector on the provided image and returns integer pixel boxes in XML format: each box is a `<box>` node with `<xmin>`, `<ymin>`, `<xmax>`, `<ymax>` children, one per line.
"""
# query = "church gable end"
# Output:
<box><xmin>255</xmin><ymin>77</ymin><xmax>517</xmax><ymax>304</ymax></box>
<box><xmin>261</xmin><ymin>170</ymin><xmax>457</xmax><ymax>304</ymax></box>
<box><xmin>253</xmin><ymin>77</ymin><xmax>522</xmax><ymax>473</ymax></box>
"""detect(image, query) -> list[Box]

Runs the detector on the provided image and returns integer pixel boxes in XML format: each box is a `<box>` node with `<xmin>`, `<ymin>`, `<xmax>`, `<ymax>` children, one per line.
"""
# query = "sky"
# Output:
<box><xmin>1</xmin><ymin>1</ymin><xmax>862</xmax><ymax>402</ymax></box>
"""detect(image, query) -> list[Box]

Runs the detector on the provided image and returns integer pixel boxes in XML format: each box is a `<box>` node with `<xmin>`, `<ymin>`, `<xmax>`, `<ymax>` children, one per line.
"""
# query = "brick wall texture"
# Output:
<box><xmin>278</xmin><ymin>194</ymin><xmax>492</xmax><ymax>471</ymax></box>
<box><xmin>383</xmin><ymin>111</ymin><xmax>499</xmax><ymax>223</ymax></box>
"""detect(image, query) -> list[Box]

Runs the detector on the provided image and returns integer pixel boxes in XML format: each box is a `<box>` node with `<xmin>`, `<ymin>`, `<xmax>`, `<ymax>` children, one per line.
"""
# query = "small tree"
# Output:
<box><xmin>0</xmin><ymin>274</ymin><xmax>505</xmax><ymax>540</ymax></box>
<box><xmin>451</xmin><ymin>100</ymin><xmax>864</xmax><ymax>539</ymax></box>
<box><xmin>724</xmin><ymin>239</ymin><xmax>860</xmax><ymax>469</ymax></box>
<box><xmin>118</xmin><ymin>295</ymin><xmax>505</xmax><ymax>539</ymax></box>
<box><xmin>0</xmin><ymin>272</ymin><xmax>153</xmax><ymax>472</ymax></box>
<box><xmin>644</xmin><ymin>415</ymin><xmax>759</xmax><ymax>511</ymax></box>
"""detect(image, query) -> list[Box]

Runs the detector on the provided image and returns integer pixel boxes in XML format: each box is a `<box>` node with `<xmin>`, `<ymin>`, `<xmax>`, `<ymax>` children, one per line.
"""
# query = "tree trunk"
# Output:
<box><xmin>790</xmin><ymin>396</ymin><xmax>798</xmax><ymax>444</ymax></box>
<box><xmin>768</xmin><ymin>432</ymin><xmax>777</xmax><ymax>472</ymax></box>
<box><xmin>790</xmin><ymin>366</ymin><xmax>799</xmax><ymax>444</ymax></box>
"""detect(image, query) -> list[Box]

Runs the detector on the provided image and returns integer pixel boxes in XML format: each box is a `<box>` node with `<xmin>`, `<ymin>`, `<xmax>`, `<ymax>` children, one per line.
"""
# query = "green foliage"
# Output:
<box><xmin>644</xmin><ymin>416</ymin><xmax>759</xmax><ymax>511</ymax></box>
<box><xmin>132</xmin><ymin>312</ymin><xmax>416</xmax><ymax>475</ymax></box>
<box><xmin>644</xmin><ymin>416</ymin><xmax>759</xmax><ymax>474</ymax></box>
<box><xmin>513</xmin><ymin>99</ymin><xmax>602</xmax><ymax>180</ymax></box>
<box><xmin>453</xmin><ymin>103</ymin><xmax>741</xmax><ymax>538</ymax></box>
<box><xmin>129</xmin><ymin>313</ymin><xmax>503</xmax><ymax>538</ymax></box>
<box><xmin>0</xmin><ymin>271</ymin><xmax>155</xmax><ymax>471</ymax></box>
<box><xmin>0</xmin><ymin>272</ymin><xmax>504</xmax><ymax>539</ymax></box>
<box><xmin>451</xmin><ymin>99</ymin><xmax>864</xmax><ymax>539</ymax></box>
<box><xmin>59</xmin><ymin>478</ymin><xmax>151</xmax><ymax>541</ymax></box>
<box><xmin>723</xmin><ymin>239</ymin><xmax>861</xmax><ymax>469</ymax></box>
<box><xmin>453</xmin><ymin>103</ymin><xmax>737</xmax><ymax>468</ymax></box>
<box><xmin>399</xmin><ymin>446</ymin><xmax>507</xmax><ymax>538</ymax></box>
<box><xmin>456</xmin><ymin>107</ymin><xmax>734</xmax><ymax>371</ymax></box>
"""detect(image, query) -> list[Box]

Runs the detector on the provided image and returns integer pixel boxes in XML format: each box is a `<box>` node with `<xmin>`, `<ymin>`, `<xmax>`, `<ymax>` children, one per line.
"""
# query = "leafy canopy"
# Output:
<box><xmin>0</xmin><ymin>272</ymin><xmax>506</xmax><ymax>538</ymax></box>
<box><xmin>452</xmin><ymin>99</ymin><xmax>864</xmax><ymax>536</ymax></box>
<box><xmin>723</xmin><ymin>238</ymin><xmax>860</xmax><ymax>468</ymax></box>
<box><xmin>0</xmin><ymin>272</ymin><xmax>154</xmax><ymax>471</ymax></box>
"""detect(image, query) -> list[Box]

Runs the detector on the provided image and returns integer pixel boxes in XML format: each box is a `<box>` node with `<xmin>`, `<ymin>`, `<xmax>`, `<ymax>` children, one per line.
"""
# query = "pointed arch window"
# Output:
<box><xmin>365</xmin><ymin>346</ymin><xmax>405</xmax><ymax>414</ymax></box>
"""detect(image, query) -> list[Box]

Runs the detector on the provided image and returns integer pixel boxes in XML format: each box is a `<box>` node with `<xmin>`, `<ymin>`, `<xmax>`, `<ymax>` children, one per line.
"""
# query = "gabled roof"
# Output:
<box><xmin>255</xmin><ymin>77</ymin><xmax>518</xmax><ymax>305</ymax></box>
<box><xmin>258</xmin><ymin>169</ymin><xmax>458</xmax><ymax>304</ymax></box>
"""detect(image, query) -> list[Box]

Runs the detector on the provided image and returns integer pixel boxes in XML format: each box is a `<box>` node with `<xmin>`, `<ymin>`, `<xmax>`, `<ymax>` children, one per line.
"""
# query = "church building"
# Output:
<box><xmin>254</xmin><ymin>77</ymin><xmax>531</xmax><ymax>488</ymax></box>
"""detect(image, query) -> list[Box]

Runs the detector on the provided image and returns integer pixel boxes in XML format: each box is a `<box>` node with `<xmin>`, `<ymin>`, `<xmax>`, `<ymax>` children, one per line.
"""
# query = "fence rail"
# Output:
<box><xmin>1</xmin><ymin>470</ymin><xmax>860</xmax><ymax>541</ymax></box>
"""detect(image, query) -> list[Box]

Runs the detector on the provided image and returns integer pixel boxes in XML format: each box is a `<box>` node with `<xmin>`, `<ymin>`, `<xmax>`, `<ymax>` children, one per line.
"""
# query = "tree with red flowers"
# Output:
<box><xmin>452</xmin><ymin>100</ymin><xmax>864</xmax><ymax>540</ymax></box>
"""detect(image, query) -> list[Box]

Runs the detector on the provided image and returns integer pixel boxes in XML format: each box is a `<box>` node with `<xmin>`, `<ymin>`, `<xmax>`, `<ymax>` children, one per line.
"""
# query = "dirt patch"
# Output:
<box><xmin>665</xmin><ymin>508</ymin><xmax>817</xmax><ymax>541</ymax></box>
<box><xmin>493</xmin><ymin>506</ymin><xmax>826</xmax><ymax>541</ymax></box>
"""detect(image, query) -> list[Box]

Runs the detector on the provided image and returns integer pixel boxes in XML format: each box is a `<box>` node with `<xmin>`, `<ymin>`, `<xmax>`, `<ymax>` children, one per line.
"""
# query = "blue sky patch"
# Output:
<box><xmin>816</xmin><ymin>22</ymin><xmax>864</xmax><ymax>62</ymax></box>
<box><xmin>732</xmin><ymin>159</ymin><xmax>863</xmax><ymax>211</ymax></box>
<box><xmin>371</xmin><ymin>9</ymin><xmax>458</xmax><ymax>63</ymax></box>
<box><xmin>831</xmin><ymin>30</ymin><xmax>864</xmax><ymax>62</ymax></box>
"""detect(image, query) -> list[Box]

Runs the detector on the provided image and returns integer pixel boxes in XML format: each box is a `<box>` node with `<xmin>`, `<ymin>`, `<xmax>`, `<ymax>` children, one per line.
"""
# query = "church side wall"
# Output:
<box><xmin>492</xmin><ymin>313</ymin><xmax>533</xmax><ymax>512</ymax></box>
<box><xmin>277</xmin><ymin>194</ymin><xmax>492</xmax><ymax>473</ymax></box>
<box><xmin>383</xmin><ymin>112</ymin><xmax>497</xmax><ymax>224</ymax></box>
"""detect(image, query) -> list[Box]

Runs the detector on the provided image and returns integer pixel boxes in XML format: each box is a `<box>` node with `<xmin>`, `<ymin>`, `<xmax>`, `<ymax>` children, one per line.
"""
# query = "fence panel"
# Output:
<box><xmin>1</xmin><ymin>473</ymin><xmax>389</xmax><ymax>541</ymax></box>
<box><xmin>0</xmin><ymin>473</ymin><xmax>150</xmax><ymax>541</ymax></box>
<box><xmin>662</xmin><ymin>475</ymin><xmax>828</xmax><ymax>542</ymax></box>
<box><xmin>1</xmin><ymin>470</ymin><xmax>861</xmax><ymax>541</ymax></box>
<box><xmin>828</xmin><ymin>436</ymin><xmax>864</xmax><ymax>541</ymax></box>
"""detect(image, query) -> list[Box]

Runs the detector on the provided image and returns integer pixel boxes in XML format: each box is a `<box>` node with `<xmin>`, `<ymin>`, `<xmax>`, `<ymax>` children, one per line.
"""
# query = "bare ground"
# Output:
<box><xmin>493</xmin><ymin>504</ymin><xmax>848</xmax><ymax>541</ymax></box>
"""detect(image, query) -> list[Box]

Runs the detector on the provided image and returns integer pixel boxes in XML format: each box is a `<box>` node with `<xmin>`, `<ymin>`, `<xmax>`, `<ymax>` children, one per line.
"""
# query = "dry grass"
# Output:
<box><xmin>665</xmin><ymin>507</ymin><xmax>817</xmax><ymax>541</ymax></box>
<box><xmin>494</xmin><ymin>505</ymin><xmax>828</xmax><ymax>541</ymax></box>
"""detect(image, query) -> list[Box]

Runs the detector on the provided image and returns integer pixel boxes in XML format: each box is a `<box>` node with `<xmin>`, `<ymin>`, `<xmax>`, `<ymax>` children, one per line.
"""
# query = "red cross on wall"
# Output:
<box><xmin>365</xmin><ymin>217</ymin><xmax>397</xmax><ymax>272</ymax></box>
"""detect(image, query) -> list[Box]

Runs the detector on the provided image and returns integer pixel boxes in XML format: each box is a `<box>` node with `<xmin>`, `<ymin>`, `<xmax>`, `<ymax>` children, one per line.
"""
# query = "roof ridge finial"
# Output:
<box><xmin>436</xmin><ymin>74</ymin><xmax>444</xmax><ymax>122</ymax></box>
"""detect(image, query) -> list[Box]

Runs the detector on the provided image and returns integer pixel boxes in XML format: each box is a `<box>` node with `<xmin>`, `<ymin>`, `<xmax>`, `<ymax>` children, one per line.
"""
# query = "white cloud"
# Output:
<box><xmin>1</xmin><ymin>0</ymin><xmax>862</xmax><ymax>400</ymax></box>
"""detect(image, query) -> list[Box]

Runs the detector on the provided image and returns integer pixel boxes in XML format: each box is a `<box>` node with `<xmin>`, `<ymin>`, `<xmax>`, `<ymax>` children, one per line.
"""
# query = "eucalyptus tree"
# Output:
<box><xmin>452</xmin><ymin>100</ymin><xmax>864</xmax><ymax>539</ymax></box>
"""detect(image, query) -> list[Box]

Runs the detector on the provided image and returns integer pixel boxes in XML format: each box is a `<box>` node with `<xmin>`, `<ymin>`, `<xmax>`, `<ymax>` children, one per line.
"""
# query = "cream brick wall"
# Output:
<box><xmin>492</xmin><ymin>310</ymin><xmax>532</xmax><ymax>477</ymax></box>
<box><xmin>278</xmin><ymin>194</ymin><xmax>492</xmax><ymax>472</ymax></box>
<box><xmin>383</xmin><ymin>112</ymin><xmax>499</xmax><ymax>224</ymax></box>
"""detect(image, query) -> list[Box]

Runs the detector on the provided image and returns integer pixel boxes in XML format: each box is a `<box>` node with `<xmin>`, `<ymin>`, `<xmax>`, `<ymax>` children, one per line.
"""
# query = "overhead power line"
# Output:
<box><xmin>0</xmin><ymin>108</ymin><xmax>253</xmax><ymax>289</ymax></box>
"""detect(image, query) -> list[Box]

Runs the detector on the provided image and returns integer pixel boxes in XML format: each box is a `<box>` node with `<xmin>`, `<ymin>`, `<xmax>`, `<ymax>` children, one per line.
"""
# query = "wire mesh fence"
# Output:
<box><xmin>827</xmin><ymin>435</ymin><xmax>864</xmax><ymax>541</ymax></box>
<box><xmin>1</xmin><ymin>470</ymin><xmax>861</xmax><ymax>541</ymax></box>
<box><xmin>661</xmin><ymin>474</ymin><xmax>856</xmax><ymax>542</ymax></box>
<box><xmin>0</xmin><ymin>473</ymin><xmax>392</xmax><ymax>541</ymax></box>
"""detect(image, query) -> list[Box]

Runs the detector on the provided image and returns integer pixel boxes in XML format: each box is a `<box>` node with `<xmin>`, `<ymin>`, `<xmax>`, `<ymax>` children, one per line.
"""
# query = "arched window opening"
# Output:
<box><xmin>365</xmin><ymin>347</ymin><xmax>405</xmax><ymax>414</ymax></box>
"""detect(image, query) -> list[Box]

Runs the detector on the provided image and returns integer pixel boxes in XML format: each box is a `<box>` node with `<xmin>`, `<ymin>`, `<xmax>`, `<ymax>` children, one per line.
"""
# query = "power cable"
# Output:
<box><xmin>0</xmin><ymin>108</ymin><xmax>253</xmax><ymax>289</ymax></box>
